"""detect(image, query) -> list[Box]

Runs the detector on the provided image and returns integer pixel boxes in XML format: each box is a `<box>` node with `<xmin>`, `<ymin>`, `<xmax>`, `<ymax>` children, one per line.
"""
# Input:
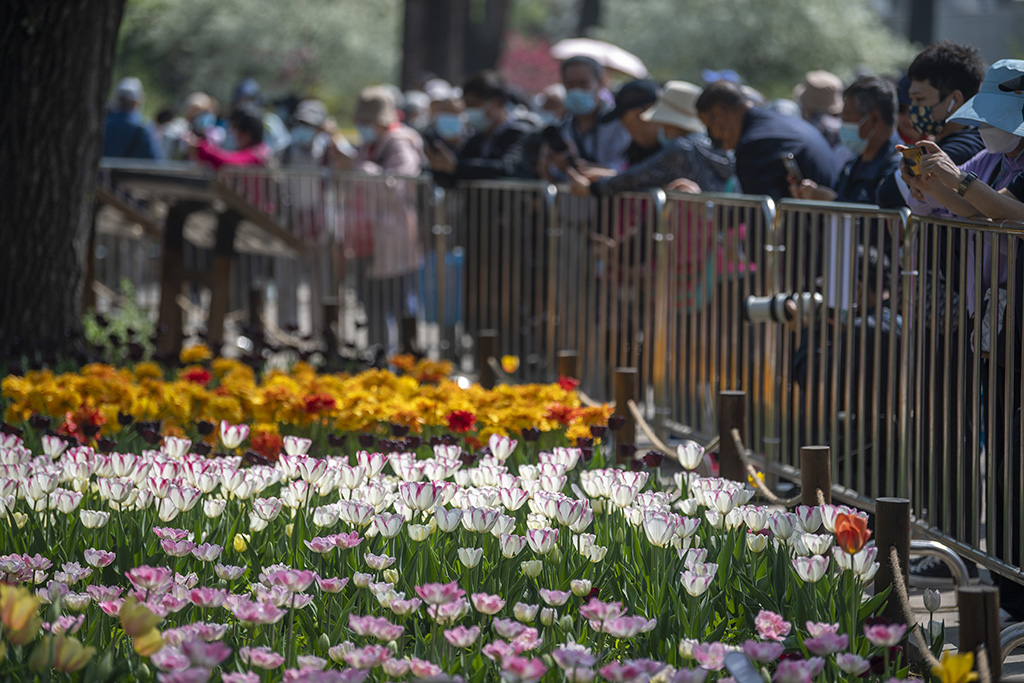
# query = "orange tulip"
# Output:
<box><xmin>834</xmin><ymin>512</ymin><xmax>872</xmax><ymax>554</ymax></box>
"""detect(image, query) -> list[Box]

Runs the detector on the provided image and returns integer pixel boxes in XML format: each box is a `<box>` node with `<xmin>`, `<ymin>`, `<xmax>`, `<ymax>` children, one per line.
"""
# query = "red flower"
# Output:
<box><xmin>446</xmin><ymin>410</ymin><xmax>477</xmax><ymax>434</ymax></box>
<box><xmin>834</xmin><ymin>512</ymin><xmax>872</xmax><ymax>554</ymax></box>
<box><xmin>545</xmin><ymin>404</ymin><xmax>581</xmax><ymax>427</ymax></box>
<box><xmin>303</xmin><ymin>393</ymin><xmax>337</xmax><ymax>415</ymax></box>
<box><xmin>250</xmin><ymin>431</ymin><xmax>283</xmax><ymax>463</ymax></box>
<box><xmin>558</xmin><ymin>376</ymin><xmax>580</xmax><ymax>392</ymax></box>
<box><xmin>181</xmin><ymin>366</ymin><xmax>211</xmax><ymax>386</ymax></box>
<box><xmin>58</xmin><ymin>406</ymin><xmax>107</xmax><ymax>444</ymax></box>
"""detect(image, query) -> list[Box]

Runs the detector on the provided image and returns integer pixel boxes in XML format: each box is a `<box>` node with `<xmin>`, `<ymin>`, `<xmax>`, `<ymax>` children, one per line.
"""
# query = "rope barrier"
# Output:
<box><xmin>577</xmin><ymin>389</ymin><xmax>610</xmax><ymax>409</ymax></box>
<box><xmin>976</xmin><ymin>645</ymin><xmax>993</xmax><ymax>683</ymax></box>
<box><xmin>627</xmin><ymin>399</ymin><xmax>676</xmax><ymax>457</ymax></box>
<box><xmin>259</xmin><ymin>313</ymin><xmax>323</xmax><ymax>352</ymax></box>
<box><xmin>730</xmin><ymin>428</ymin><xmax>801</xmax><ymax>507</ymax></box>
<box><xmin>887</xmin><ymin>546</ymin><xmax>942</xmax><ymax>670</ymax></box>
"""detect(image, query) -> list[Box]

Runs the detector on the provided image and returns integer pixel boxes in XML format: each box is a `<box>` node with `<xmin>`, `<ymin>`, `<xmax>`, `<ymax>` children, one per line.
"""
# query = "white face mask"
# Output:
<box><xmin>980</xmin><ymin>125</ymin><xmax>1022</xmax><ymax>155</ymax></box>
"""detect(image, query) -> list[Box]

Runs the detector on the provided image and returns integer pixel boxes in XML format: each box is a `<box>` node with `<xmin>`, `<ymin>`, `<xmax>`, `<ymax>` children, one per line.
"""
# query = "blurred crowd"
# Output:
<box><xmin>103</xmin><ymin>41</ymin><xmax>1024</xmax><ymax>222</ymax></box>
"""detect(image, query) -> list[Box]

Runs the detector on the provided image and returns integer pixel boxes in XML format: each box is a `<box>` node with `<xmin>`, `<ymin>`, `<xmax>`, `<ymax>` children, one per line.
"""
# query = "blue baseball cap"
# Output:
<box><xmin>950</xmin><ymin>59</ymin><xmax>1024</xmax><ymax>136</ymax></box>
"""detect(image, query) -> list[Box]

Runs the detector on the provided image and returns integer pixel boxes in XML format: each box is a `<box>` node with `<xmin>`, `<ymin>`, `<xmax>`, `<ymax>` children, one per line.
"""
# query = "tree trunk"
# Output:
<box><xmin>0</xmin><ymin>0</ymin><xmax>127</xmax><ymax>365</ymax></box>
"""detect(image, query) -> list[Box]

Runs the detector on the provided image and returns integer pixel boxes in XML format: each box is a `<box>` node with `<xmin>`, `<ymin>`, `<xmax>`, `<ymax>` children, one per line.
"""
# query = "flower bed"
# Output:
<box><xmin>0</xmin><ymin>356</ymin><xmax>967</xmax><ymax>682</ymax></box>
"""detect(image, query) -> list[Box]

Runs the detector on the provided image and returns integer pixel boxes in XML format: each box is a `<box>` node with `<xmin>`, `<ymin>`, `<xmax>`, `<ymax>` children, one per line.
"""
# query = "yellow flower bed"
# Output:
<box><xmin>1</xmin><ymin>354</ymin><xmax>610</xmax><ymax>444</ymax></box>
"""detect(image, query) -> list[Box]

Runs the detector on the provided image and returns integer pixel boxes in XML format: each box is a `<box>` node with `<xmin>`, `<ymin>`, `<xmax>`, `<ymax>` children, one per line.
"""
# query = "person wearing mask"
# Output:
<box><xmin>894</xmin><ymin>76</ymin><xmax>925</xmax><ymax>147</ymax></box>
<box><xmin>102</xmin><ymin>77</ymin><xmax>163</xmax><ymax>160</ymax></box>
<box><xmin>283</xmin><ymin>99</ymin><xmax>354</xmax><ymax>167</ymax></box>
<box><xmin>558</xmin><ymin>56</ymin><xmax>632</xmax><ymax>171</ymax></box>
<box><xmin>342</xmin><ymin>86</ymin><xmax>425</xmax><ymax>353</ymax></box>
<box><xmin>229</xmin><ymin>78</ymin><xmax>291</xmax><ymax>157</ymax></box>
<box><xmin>187</xmin><ymin>105</ymin><xmax>269</xmax><ymax>169</ymax></box>
<box><xmin>421</xmin><ymin>93</ymin><xmax>466</xmax><ymax>154</ymax></box>
<box><xmin>696</xmin><ymin>80</ymin><xmax>839</xmax><ymax>201</ymax></box>
<box><xmin>570</xmin><ymin>80</ymin><xmax>733</xmax><ymax>196</ymax></box>
<box><xmin>535</xmin><ymin>84</ymin><xmax>567</xmax><ymax>127</ymax></box>
<box><xmin>876</xmin><ymin>41</ymin><xmax>985</xmax><ymax>207</ymax></box>
<box><xmin>425</xmin><ymin>70</ymin><xmax>533</xmax><ymax>187</ymax></box>
<box><xmin>600</xmin><ymin>79</ymin><xmax>662</xmax><ymax>167</ymax></box>
<box><xmin>790</xmin><ymin>76</ymin><xmax>901</xmax><ymax>205</ymax></box>
<box><xmin>183</xmin><ymin>92</ymin><xmax>226</xmax><ymax>147</ymax></box>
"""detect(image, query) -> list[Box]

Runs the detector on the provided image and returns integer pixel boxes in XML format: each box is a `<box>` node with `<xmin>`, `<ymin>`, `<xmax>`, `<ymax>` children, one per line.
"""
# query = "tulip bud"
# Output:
<box><xmin>570</xmin><ymin>579</ymin><xmax>591</xmax><ymax>596</ymax></box>
<box><xmin>232</xmin><ymin>534</ymin><xmax>248</xmax><ymax>553</ymax></box>
<box><xmin>138</xmin><ymin>664</ymin><xmax>151</xmax><ymax>678</ymax></box>
<box><xmin>559</xmin><ymin>615</ymin><xmax>574</xmax><ymax>631</ymax></box>
<box><xmin>541</xmin><ymin>607</ymin><xmax>555</xmax><ymax>626</ymax></box>
<box><xmin>923</xmin><ymin>588</ymin><xmax>941</xmax><ymax>613</ymax></box>
<box><xmin>13</xmin><ymin>512</ymin><xmax>27</xmax><ymax>529</ymax></box>
<box><xmin>318</xmin><ymin>633</ymin><xmax>331</xmax><ymax>651</ymax></box>
<box><xmin>548</xmin><ymin>545</ymin><xmax>563</xmax><ymax>564</ymax></box>
<box><xmin>383</xmin><ymin>569</ymin><xmax>399</xmax><ymax>585</ymax></box>
<box><xmin>133</xmin><ymin>628</ymin><xmax>164</xmax><ymax>657</ymax></box>
<box><xmin>520</xmin><ymin>560</ymin><xmax>543</xmax><ymax>578</ymax></box>
<box><xmin>285</xmin><ymin>523</ymin><xmax>294</xmax><ymax>538</ymax></box>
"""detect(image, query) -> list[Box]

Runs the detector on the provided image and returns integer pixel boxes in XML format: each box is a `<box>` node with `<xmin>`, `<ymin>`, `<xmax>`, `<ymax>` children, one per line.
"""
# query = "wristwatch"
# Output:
<box><xmin>957</xmin><ymin>171</ymin><xmax>978</xmax><ymax>197</ymax></box>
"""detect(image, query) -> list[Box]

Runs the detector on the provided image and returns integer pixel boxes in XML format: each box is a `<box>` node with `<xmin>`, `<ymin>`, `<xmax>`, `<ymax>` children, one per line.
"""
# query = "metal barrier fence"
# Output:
<box><xmin>96</xmin><ymin>163</ymin><xmax>1024</xmax><ymax>587</ymax></box>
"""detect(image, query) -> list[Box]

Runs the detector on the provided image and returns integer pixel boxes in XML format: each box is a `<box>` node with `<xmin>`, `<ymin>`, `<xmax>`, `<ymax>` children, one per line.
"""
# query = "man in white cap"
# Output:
<box><xmin>569</xmin><ymin>80</ymin><xmax>733</xmax><ymax>196</ymax></box>
<box><xmin>102</xmin><ymin>77</ymin><xmax>162</xmax><ymax>160</ymax></box>
<box><xmin>795</xmin><ymin>70</ymin><xmax>845</xmax><ymax>150</ymax></box>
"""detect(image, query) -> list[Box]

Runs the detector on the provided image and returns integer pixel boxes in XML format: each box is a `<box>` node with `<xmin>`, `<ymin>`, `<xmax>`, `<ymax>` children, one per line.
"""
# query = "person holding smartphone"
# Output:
<box><xmin>789</xmin><ymin>76</ymin><xmax>902</xmax><ymax>206</ymax></box>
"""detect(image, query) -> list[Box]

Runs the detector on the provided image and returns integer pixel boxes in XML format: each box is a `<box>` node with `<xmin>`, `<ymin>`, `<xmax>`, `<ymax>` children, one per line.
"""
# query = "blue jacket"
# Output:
<box><xmin>734</xmin><ymin>107</ymin><xmax>839</xmax><ymax>200</ymax></box>
<box><xmin>102</xmin><ymin>109</ymin><xmax>163</xmax><ymax>160</ymax></box>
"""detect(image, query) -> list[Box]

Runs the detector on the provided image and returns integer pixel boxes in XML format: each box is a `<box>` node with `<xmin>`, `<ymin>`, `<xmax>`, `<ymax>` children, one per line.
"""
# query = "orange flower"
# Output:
<box><xmin>834</xmin><ymin>512</ymin><xmax>872</xmax><ymax>554</ymax></box>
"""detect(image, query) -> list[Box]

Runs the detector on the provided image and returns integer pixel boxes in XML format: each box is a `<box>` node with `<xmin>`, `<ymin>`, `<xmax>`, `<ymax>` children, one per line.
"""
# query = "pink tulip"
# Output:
<box><xmin>791</xmin><ymin>555</ymin><xmax>829</xmax><ymax>582</ymax></box>
<box><xmin>552</xmin><ymin>643</ymin><xmax>596</xmax><ymax>670</ymax></box>
<box><xmin>356</xmin><ymin>451</ymin><xmax>388</xmax><ymax>478</ymax></box>
<box><xmin>743</xmin><ymin>640</ymin><xmax>784</xmax><ymax>663</ymax></box>
<box><xmin>426</xmin><ymin>597</ymin><xmax>470</xmax><ymax>625</ymax></box>
<box><xmin>500</xmin><ymin>654</ymin><xmax>548</xmax><ymax>683</ymax></box>
<box><xmin>388</xmin><ymin>597</ymin><xmax>422</xmax><ymax>616</ymax></box>
<box><xmin>222</xmin><ymin>674</ymin><xmax>261</xmax><ymax>683</ymax></box>
<box><xmin>864</xmin><ymin>623</ymin><xmax>907</xmax><ymax>648</ymax></box>
<box><xmin>86</xmin><ymin>584</ymin><xmax>122</xmax><ymax>602</ymax></box>
<box><xmin>444</xmin><ymin>625</ymin><xmax>481</xmax><ymax>648</ymax></box>
<box><xmin>152</xmin><ymin>527</ymin><xmax>191</xmax><ymax>541</ymax></box>
<box><xmin>214</xmin><ymin>564</ymin><xmax>246</xmax><ymax>581</ymax></box>
<box><xmin>805</xmin><ymin>621</ymin><xmax>840</xmax><ymax>638</ymax></box>
<box><xmin>126</xmin><ymin>565</ymin><xmax>174</xmax><ymax>594</ymax></box>
<box><xmin>315</xmin><ymin>576</ymin><xmax>348</xmax><ymax>593</ymax></box>
<box><xmin>381</xmin><ymin>658</ymin><xmax>410</xmax><ymax>677</ymax></box>
<box><xmin>772</xmin><ymin>657</ymin><xmax>825</xmax><ymax>683</ymax></box>
<box><xmin>363</xmin><ymin>553</ymin><xmax>395</xmax><ymax>571</ymax></box>
<box><xmin>499</xmin><ymin>533</ymin><xmax>528</xmax><ymax>559</ymax></box>
<box><xmin>98</xmin><ymin>599</ymin><xmax>124</xmax><ymax>616</ymax></box>
<box><xmin>398</xmin><ymin>481</ymin><xmax>442</xmax><ymax>511</ymax></box>
<box><xmin>754</xmin><ymin>610</ymin><xmax>791</xmax><ymax>641</ymax></box>
<box><xmin>693</xmin><ymin>642</ymin><xmax>727</xmax><ymax>671</ymax></box>
<box><xmin>489</xmin><ymin>434</ymin><xmax>518</xmax><ymax>461</ymax></box>
<box><xmin>414</xmin><ymin>581</ymin><xmax>465</xmax><ymax>605</ymax></box>
<box><xmin>598</xmin><ymin>659</ymin><xmax>665</xmax><ymax>683</ymax></box>
<box><xmin>182</xmin><ymin>639</ymin><xmax>232</xmax><ymax>667</ymax></box>
<box><xmin>539</xmin><ymin>589</ymin><xmax>570</xmax><ymax>607</ymax></box>
<box><xmin>151</xmin><ymin>646</ymin><xmax>190</xmax><ymax>671</ymax></box>
<box><xmin>333</xmin><ymin>531</ymin><xmax>363</xmax><ymax>549</ymax></box>
<box><xmin>191</xmin><ymin>543</ymin><xmax>223</xmax><ymax>562</ymax></box>
<box><xmin>471</xmin><ymin>592</ymin><xmax>506</xmax><ymax>615</ymax></box>
<box><xmin>599</xmin><ymin>615</ymin><xmax>657</xmax><ymax>638</ymax></box>
<box><xmin>835</xmin><ymin>653</ymin><xmax>870</xmax><ymax>675</ymax></box>
<box><xmin>83</xmin><ymin>548</ymin><xmax>115</xmax><ymax>568</ymax></box>
<box><xmin>579</xmin><ymin>597</ymin><xmax>626</xmax><ymax>622</ymax></box>
<box><xmin>483</xmin><ymin>640</ymin><xmax>517</xmax><ymax>662</ymax></box>
<box><xmin>231</xmin><ymin>600</ymin><xmax>285</xmax><ymax>626</ymax></box>
<box><xmin>493</xmin><ymin>617</ymin><xmax>526</xmax><ymax>640</ymax></box>
<box><xmin>305</xmin><ymin>536</ymin><xmax>337</xmax><ymax>554</ymax></box>
<box><xmin>525</xmin><ymin>527</ymin><xmax>559</xmax><ymax>554</ymax></box>
<box><xmin>264</xmin><ymin>569</ymin><xmax>316</xmax><ymax>593</ymax></box>
<box><xmin>805</xmin><ymin>632</ymin><xmax>849</xmax><ymax>656</ymax></box>
<box><xmin>409</xmin><ymin>658</ymin><xmax>442</xmax><ymax>678</ymax></box>
<box><xmin>499</xmin><ymin>487</ymin><xmax>530</xmax><ymax>511</ymax></box>
<box><xmin>343</xmin><ymin>644</ymin><xmax>390</xmax><ymax>669</ymax></box>
<box><xmin>794</xmin><ymin>505</ymin><xmax>823</xmax><ymax>533</ymax></box>
<box><xmin>283</xmin><ymin>435</ymin><xmax>312</xmax><ymax>456</ymax></box>
<box><xmin>238</xmin><ymin>646</ymin><xmax>284</xmax><ymax>669</ymax></box>
<box><xmin>188</xmin><ymin>587</ymin><xmax>227</xmax><ymax>609</ymax></box>
<box><xmin>462</xmin><ymin>506</ymin><xmax>500</xmax><ymax>533</ymax></box>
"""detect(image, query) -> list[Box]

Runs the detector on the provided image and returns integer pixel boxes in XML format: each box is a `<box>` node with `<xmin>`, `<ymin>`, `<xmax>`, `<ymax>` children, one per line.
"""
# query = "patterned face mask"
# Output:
<box><xmin>908</xmin><ymin>95</ymin><xmax>955</xmax><ymax>136</ymax></box>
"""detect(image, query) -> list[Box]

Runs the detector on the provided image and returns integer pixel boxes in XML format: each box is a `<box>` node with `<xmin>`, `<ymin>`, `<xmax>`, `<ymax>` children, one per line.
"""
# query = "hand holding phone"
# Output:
<box><xmin>900</xmin><ymin>146</ymin><xmax>926</xmax><ymax>177</ymax></box>
<box><xmin>781</xmin><ymin>153</ymin><xmax>803</xmax><ymax>183</ymax></box>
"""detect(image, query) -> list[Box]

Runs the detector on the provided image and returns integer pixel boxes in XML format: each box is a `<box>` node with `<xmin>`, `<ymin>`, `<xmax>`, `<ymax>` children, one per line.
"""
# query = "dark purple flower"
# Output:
<box><xmin>96</xmin><ymin>437</ymin><xmax>117</xmax><ymax>454</ymax></box>
<box><xmin>117</xmin><ymin>412</ymin><xmax>135</xmax><ymax>427</ymax></box>
<box><xmin>195</xmin><ymin>420</ymin><xmax>214</xmax><ymax>436</ymax></box>
<box><xmin>608</xmin><ymin>415</ymin><xmax>626</xmax><ymax>431</ymax></box>
<box><xmin>643</xmin><ymin>450</ymin><xmax>665</xmax><ymax>468</ymax></box>
<box><xmin>192</xmin><ymin>442</ymin><xmax>212</xmax><ymax>456</ymax></box>
<box><xmin>575</xmin><ymin>437</ymin><xmax>594</xmax><ymax>448</ymax></box>
<box><xmin>29</xmin><ymin>414</ymin><xmax>51</xmax><ymax>430</ymax></box>
<box><xmin>391</xmin><ymin>423</ymin><xmax>410</xmax><ymax>437</ymax></box>
<box><xmin>358</xmin><ymin>433</ymin><xmax>377</xmax><ymax>449</ymax></box>
<box><xmin>590</xmin><ymin>425</ymin><xmax>607</xmax><ymax>439</ymax></box>
<box><xmin>327</xmin><ymin>433</ymin><xmax>347</xmax><ymax>449</ymax></box>
<box><xmin>521</xmin><ymin>427</ymin><xmax>541</xmax><ymax>442</ymax></box>
<box><xmin>580</xmin><ymin>447</ymin><xmax>594</xmax><ymax>463</ymax></box>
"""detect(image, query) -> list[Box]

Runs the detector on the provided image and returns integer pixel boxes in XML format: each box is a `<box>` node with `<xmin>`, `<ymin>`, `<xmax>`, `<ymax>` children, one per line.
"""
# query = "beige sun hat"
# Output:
<box><xmin>640</xmin><ymin>80</ymin><xmax>705</xmax><ymax>133</ymax></box>
<box><xmin>794</xmin><ymin>70</ymin><xmax>844</xmax><ymax>115</ymax></box>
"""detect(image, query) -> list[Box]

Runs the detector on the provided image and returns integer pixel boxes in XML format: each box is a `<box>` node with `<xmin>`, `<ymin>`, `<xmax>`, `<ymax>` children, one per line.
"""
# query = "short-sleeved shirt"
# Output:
<box><xmin>876</xmin><ymin>127</ymin><xmax>984</xmax><ymax>207</ymax></box>
<box><xmin>734</xmin><ymin>107</ymin><xmax>840</xmax><ymax>200</ymax></box>
<box><xmin>1008</xmin><ymin>172</ymin><xmax>1024</xmax><ymax>202</ymax></box>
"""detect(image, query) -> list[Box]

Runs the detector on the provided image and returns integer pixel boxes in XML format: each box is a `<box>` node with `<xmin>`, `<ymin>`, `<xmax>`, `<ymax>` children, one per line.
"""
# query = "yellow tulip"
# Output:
<box><xmin>932</xmin><ymin>651</ymin><xmax>979</xmax><ymax>683</ymax></box>
<box><xmin>133</xmin><ymin>628</ymin><xmax>164</xmax><ymax>657</ymax></box>
<box><xmin>5</xmin><ymin>613</ymin><xmax>42</xmax><ymax>645</ymax></box>
<box><xmin>233</xmin><ymin>533</ymin><xmax>249</xmax><ymax>553</ymax></box>
<box><xmin>118</xmin><ymin>596</ymin><xmax>161</xmax><ymax>638</ymax></box>
<box><xmin>31</xmin><ymin>635</ymin><xmax>96</xmax><ymax>673</ymax></box>
<box><xmin>501</xmin><ymin>355</ymin><xmax>520</xmax><ymax>374</ymax></box>
<box><xmin>1</xmin><ymin>584</ymin><xmax>41</xmax><ymax>631</ymax></box>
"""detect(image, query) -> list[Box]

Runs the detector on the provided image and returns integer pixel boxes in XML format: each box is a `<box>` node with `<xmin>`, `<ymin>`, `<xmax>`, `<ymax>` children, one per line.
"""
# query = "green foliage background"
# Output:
<box><xmin>114</xmin><ymin>0</ymin><xmax>915</xmax><ymax>115</ymax></box>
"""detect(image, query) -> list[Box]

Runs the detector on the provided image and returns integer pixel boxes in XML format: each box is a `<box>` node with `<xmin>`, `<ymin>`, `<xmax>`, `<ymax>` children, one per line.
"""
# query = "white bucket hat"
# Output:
<box><xmin>640</xmin><ymin>80</ymin><xmax>705</xmax><ymax>133</ymax></box>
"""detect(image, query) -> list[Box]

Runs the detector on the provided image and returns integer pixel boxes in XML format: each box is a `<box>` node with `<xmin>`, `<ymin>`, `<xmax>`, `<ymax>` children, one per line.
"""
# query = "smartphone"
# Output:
<box><xmin>901</xmin><ymin>146</ymin><xmax>926</xmax><ymax>177</ymax></box>
<box><xmin>781</xmin><ymin>153</ymin><xmax>803</xmax><ymax>183</ymax></box>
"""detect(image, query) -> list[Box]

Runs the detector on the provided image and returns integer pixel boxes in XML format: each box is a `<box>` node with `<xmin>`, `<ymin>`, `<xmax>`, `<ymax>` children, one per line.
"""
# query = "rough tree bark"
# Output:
<box><xmin>0</xmin><ymin>0</ymin><xmax>127</xmax><ymax>364</ymax></box>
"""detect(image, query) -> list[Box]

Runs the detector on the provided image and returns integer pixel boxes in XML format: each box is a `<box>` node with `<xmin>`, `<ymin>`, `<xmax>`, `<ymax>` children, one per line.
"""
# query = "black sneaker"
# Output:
<box><xmin>909</xmin><ymin>555</ymin><xmax>977</xmax><ymax>587</ymax></box>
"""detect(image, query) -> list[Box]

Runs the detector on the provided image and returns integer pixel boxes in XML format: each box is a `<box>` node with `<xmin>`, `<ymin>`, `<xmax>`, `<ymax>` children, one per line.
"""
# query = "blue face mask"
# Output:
<box><xmin>464</xmin><ymin>107</ymin><xmax>490</xmax><ymax>133</ymax></box>
<box><xmin>193</xmin><ymin>111</ymin><xmax>216</xmax><ymax>134</ymax></box>
<box><xmin>357</xmin><ymin>124</ymin><xmax>377</xmax><ymax>144</ymax></box>
<box><xmin>838</xmin><ymin>118</ymin><xmax>868</xmax><ymax>155</ymax></box>
<box><xmin>290</xmin><ymin>125</ymin><xmax>316</xmax><ymax>147</ymax></box>
<box><xmin>434</xmin><ymin>113</ymin><xmax>465</xmax><ymax>140</ymax></box>
<box><xmin>565</xmin><ymin>89</ymin><xmax>597</xmax><ymax>116</ymax></box>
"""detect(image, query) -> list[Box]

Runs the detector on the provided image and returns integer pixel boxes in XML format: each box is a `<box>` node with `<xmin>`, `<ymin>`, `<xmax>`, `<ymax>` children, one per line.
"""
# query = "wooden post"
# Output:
<box><xmin>800</xmin><ymin>446</ymin><xmax>832</xmax><ymax>506</ymax></box>
<box><xmin>874</xmin><ymin>497</ymin><xmax>911</xmax><ymax>623</ymax></box>
<box><xmin>400</xmin><ymin>315</ymin><xmax>419</xmax><ymax>356</ymax></box>
<box><xmin>322</xmin><ymin>298</ymin><xmax>339</xmax><ymax>358</ymax></box>
<box><xmin>718</xmin><ymin>390</ymin><xmax>746</xmax><ymax>482</ymax></box>
<box><xmin>557</xmin><ymin>350</ymin><xmax>579</xmax><ymax>380</ymax></box>
<box><xmin>156</xmin><ymin>202</ymin><xmax>198</xmax><ymax>360</ymax></box>
<box><xmin>249</xmin><ymin>285</ymin><xmax>264</xmax><ymax>336</ymax></box>
<box><xmin>958</xmin><ymin>586</ymin><xmax>1001</xmax><ymax>682</ymax></box>
<box><xmin>613</xmin><ymin>368</ymin><xmax>637</xmax><ymax>460</ymax></box>
<box><xmin>477</xmin><ymin>329</ymin><xmax>498</xmax><ymax>389</ymax></box>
